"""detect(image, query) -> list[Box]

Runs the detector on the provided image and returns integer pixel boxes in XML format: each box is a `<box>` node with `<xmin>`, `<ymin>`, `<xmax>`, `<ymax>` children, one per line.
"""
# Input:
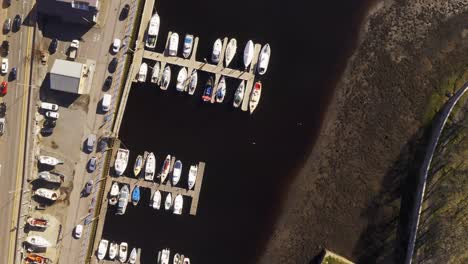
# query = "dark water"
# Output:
<box><xmin>102</xmin><ymin>0</ymin><xmax>371</xmax><ymax>263</ymax></box>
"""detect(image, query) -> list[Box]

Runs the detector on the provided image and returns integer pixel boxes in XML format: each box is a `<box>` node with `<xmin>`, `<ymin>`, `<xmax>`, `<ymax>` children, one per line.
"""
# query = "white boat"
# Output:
<box><xmin>138</xmin><ymin>62</ymin><xmax>148</xmax><ymax>82</ymax></box>
<box><xmin>249</xmin><ymin>81</ymin><xmax>262</xmax><ymax>114</ymax></box>
<box><xmin>243</xmin><ymin>40</ymin><xmax>254</xmax><ymax>69</ymax></box>
<box><xmin>160</xmin><ymin>65</ymin><xmax>171</xmax><ymax>90</ymax></box>
<box><xmin>109</xmin><ymin>182</ymin><xmax>120</xmax><ymax>205</ymax></box>
<box><xmin>119</xmin><ymin>242</ymin><xmax>128</xmax><ymax>263</ymax></box>
<box><xmin>117</xmin><ymin>185</ymin><xmax>129</xmax><ymax>215</ymax></box>
<box><xmin>173</xmin><ymin>253</ymin><xmax>181</xmax><ymax>264</ymax></box>
<box><xmin>144</xmin><ymin>152</ymin><xmax>156</xmax><ymax>181</ymax></box>
<box><xmin>225</xmin><ymin>38</ymin><xmax>237</xmax><ymax>67</ymax></box>
<box><xmin>151</xmin><ymin>62</ymin><xmax>160</xmax><ymax>84</ymax></box>
<box><xmin>129</xmin><ymin>248</ymin><xmax>137</xmax><ymax>264</ymax></box>
<box><xmin>26</xmin><ymin>235</ymin><xmax>51</xmax><ymax>248</ymax></box>
<box><xmin>182</xmin><ymin>34</ymin><xmax>194</xmax><ymax>58</ymax></box>
<box><xmin>34</xmin><ymin>188</ymin><xmax>59</xmax><ymax>201</ymax></box>
<box><xmin>168</xmin><ymin>32</ymin><xmax>179</xmax><ymax>56</ymax></box>
<box><xmin>176</xmin><ymin>67</ymin><xmax>187</xmax><ymax>92</ymax></box>
<box><xmin>187</xmin><ymin>70</ymin><xmax>198</xmax><ymax>95</ymax></box>
<box><xmin>211</xmin><ymin>38</ymin><xmax>222</xmax><ymax>63</ymax></box>
<box><xmin>183</xmin><ymin>257</ymin><xmax>190</xmax><ymax>264</ymax></box>
<box><xmin>215</xmin><ymin>76</ymin><xmax>226</xmax><ymax>103</ymax></box>
<box><xmin>38</xmin><ymin>155</ymin><xmax>63</xmax><ymax>166</ymax></box>
<box><xmin>152</xmin><ymin>190</ymin><xmax>161</xmax><ymax>209</ymax></box>
<box><xmin>172</xmin><ymin>160</ymin><xmax>182</xmax><ymax>185</ymax></box>
<box><xmin>257</xmin><ymin>44</ymin><xmax>271</xmax><ymax>75</ymax></box>
<box><xmin>37</xmin><ymin>171</ymin><xmax>63</xmax><ymax>183</ymax></box>
<box><xmin>233</xmin><ymin>80</ymin><xmax>245</xmax><ymax>108</ymax></box>
<box><xmin>134</xmin><ymin>155</ymin><xmax>143</xmax><ymax>177</ymax></box>
<box><xmin>145</xmin><ymin>13</ymin><xmax>160</xmax><ymax>49</ymax></box>
<box><xmin>97</xmin><ymin>239</ymin><xmax>109</xmax><ymax>260</ymax></box>
<box><xmin>158</xmin><ymin>248</ymin><xmax>170</xmax><ymax>264</ymax></box>
<box><xmin>173</xmin><ymin>194</ymin><xmax>183</xmax><ymax>215</ymax></box>
<box><xmin>164</xmin><ymin>192</ymin><xmax>172</xmax><ymax>210</ymax></box>
<box><xmin>160</xmin><ymin>155</ymin><xmax>171</xmax><ymax>183</ymax></box>
<box><xmin>109</xmin><ymin>242</ymin><xmax>119</xmax><ymax>260</ymax></box>
<box><xmin>114</xmin><ymin>148</ymin><xmax>129</xmax><ymax>176</ymax></box>
<box><xmin>27</xmin><ymin>217</ymin><xmax>49</xmax><ymax>228</ymax></box>
<box><xmin>188</xmin><ymin>165</ymin><xmax>197</xmax><ymax>190</ymax></box>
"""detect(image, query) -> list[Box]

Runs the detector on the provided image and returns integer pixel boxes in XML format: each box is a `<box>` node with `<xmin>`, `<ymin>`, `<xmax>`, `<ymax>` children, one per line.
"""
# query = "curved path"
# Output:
<box><xmin>405</xmin><ymin>82</ymin><xmax>468</xmax><ymax>264</ymax></box>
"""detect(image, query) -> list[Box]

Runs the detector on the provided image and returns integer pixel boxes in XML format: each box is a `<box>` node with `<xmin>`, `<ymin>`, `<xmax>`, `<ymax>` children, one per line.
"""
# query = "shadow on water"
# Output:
<box><xmin>103</xmin><ymin>0</ymin><xmax>374</xmax><ymax>263</ymax></box>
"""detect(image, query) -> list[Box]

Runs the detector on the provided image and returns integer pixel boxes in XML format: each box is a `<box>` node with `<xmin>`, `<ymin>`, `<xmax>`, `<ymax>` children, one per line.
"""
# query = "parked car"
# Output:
<box><xmin>50</xmin><ymin>38</ymin><xmax>58</xmax><ymax>53</ymax></box>
<box><xmin>103</xmin><ymin>76</ymin><xmax>112</xmax><ymax>90</ymax></box>
<box><xmin>13</xmin><ymin>15</ymin><xmax>21</xmax><ymax>31</ymax></box>
<box><xmin>10</xmin><ymin>67</ymin><xmax>16</xmax><ymax>80</ymax></box>
<box><xmin>0</xmin><ymin>102</ymin><xmax>6</xmax><ymax>117</ymax></box>
<box><xmin>83</xmin><ymin>180</ymin><xmax>93</xmax><ymax>196</ymax></box>
<box><xmin>41</xmin><ymin>127</ymin><xmax>53</xmax><ymax>135</ymax></box>
<box><xmin>5</xmin><ymin>0</ymin><xmax>11</xmax><ymax>7</ymax></box>
<box><xmin>0</xmin><ymin>81</ymin><xmax>7</xmax><ymax>95</ymax></box>
<box><xmin>0</xmin><ymin>118</ymin><xmax>4</xmax><ymax>136</ymax></box>
<box><xmin>88</xmin><ymin>157</ymin><xmax>97</xmax><ymax>172</ymax></box>
<box><xmin>86</xmin><ymin>134</ymin><xmax>96</xmax><ymax>152</ymax></box>
<box><xmin>1</xmin><ymin>58</ymin><xmax>8</xmax><ymax>74</ymax></box>
<box><xmin>45</xmin><ymin>111</ymin><xmax>59</xmax><ymax>119</ymax></box>
<box><xmin>3</xmin><ymin>18</ymin><xmax>11</xmax><ymax>33</ymax></box>
<box><xmin>40</xmin><ymin>102</ymin><xmax>59</xmax><ymax>111</ymax></box>
<box><xmin>44</xmin><ymin>119</ymin><xmax>56</xmax><ymax>128</ymax></box>
<box><xmin>2</xmin><ymin>40</ymin><xmax>9</xmax><ymax>56</ymax></box>
<box><xmin>101</xmin><ymin>93</ymin><xmax>111</xmax><ymax>112</ymax></box>
<box><xmin>74</xmin><ymin>224</ymin><xmax>83</xmax><ymax>239</ymax></box>
<box><xmin>121</xmin><ymin>4</ymin><xmax>130</xmax><ymax>19</ymax></box>
<box><xmin>98</xmin><ymin>137</ymin><xmax>108</xmax><ymax>152</ymax></box>
<box><xmin>112</xmin><ymin>38</ymin><xmax>121</xmax><ymax>53</ymax></box>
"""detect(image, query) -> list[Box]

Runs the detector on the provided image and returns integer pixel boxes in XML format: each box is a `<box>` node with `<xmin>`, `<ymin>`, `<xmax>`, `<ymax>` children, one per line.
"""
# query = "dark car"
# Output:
<box><xmin>0</xmin><ymin>102</ymin><xmax>6</xmax><ymax>117</ymax></box>
<box><xmin>109</xmin><ymin>57</ymin><xmax>118</xmax><ymax>73</ymax></box>
<box><xmin>120</xmin><ymin>4</ymin><xmax>130</xmax><ymax>20</ymax></box>
<box><xmin>41</xmin><ymin>127</ymin><xmax>53</xmax><ymax>135</ymax></box>
<box><xmin>103</xmin><ymin>76</ymin><xmax>112</xmax><ymax>90</ymax></box>
<box><xmin>3</xmin><ymin>18</ymin><xmax>11</xmax><ymax>33</ymax></box>
<box><xmin>44</xmin><ymin>119</ymin><xmax>56</xmax><ymax>128</ymax></box>
<box><xmin>13</xmin><ymin>15</ymin><xmax>21</xmax><ymax>31</ymax></box>
<box><xmin>50</xmin><ymin>38</ymin><xmax>58</xmax><ymax>53</ymax></box>
<box><xmin>97</xmin><ymin>136</ymin><xmax>108</xmax><ymax>152</ymax></box>
<box><xmin>2</xmin><ymin>41</ymin><xmax>9</xmax><ymax>56</ymax></box>
<box><xmin>5</xmin><ymin>0</ymin><xmax>11</xmax><ymax>7</ymax></box>
<box><xmin>83</xmin><ymin>179</ymin><xmax>94</xmax><ymax>196</ymax></box>
<box><xmin>10</xmin><ymin>67</ymin><xmax>16</xmax><ymax>80</ymax></box>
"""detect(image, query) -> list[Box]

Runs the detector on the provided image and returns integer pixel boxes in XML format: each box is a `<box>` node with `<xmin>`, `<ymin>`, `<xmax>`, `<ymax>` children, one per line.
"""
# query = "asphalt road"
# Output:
<box><xmin>0</xmin><ymin>0</ymin><xmax>35</xmax><ymax>263</ymax></box>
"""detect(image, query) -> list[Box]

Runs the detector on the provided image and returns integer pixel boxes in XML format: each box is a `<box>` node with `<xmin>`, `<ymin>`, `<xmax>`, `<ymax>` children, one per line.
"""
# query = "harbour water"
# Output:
<box><xmin>102</xmin><ymin>0</ymin><xmax>371</xmax><ymax>263</ymax></box>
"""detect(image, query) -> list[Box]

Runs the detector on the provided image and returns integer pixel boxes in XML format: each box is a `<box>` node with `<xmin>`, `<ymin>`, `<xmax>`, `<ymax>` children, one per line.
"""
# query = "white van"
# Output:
<box><xmin>102</xmin><ymin>93</ymin><xmax>111</xmax><ymax>112</ymax></box>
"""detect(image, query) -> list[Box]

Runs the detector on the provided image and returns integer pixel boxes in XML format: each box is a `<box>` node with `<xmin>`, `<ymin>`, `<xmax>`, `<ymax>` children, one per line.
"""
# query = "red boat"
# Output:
<box><xmin>27</xmin><ymin>217</ymin><xmax>49</xmax><ymax>228</ymax></box>
<box><xmin>0</xmin><ymin>81</ymin><xmax>7</xmax><ymax>96</ymax></box>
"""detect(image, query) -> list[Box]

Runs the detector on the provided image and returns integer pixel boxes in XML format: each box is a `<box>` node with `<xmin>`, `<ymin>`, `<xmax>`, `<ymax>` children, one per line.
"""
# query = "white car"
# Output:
<box><xmin>1</xmin><ymin>58</ymin><xmax>8</xmax><ymax>74</ymax></box>
<box><xmin>74</xmin><ymin>224</ymin><xmax>83</xmax><ymax>239</ymax></box>
<box><xmin>40</xmin><ymin>102</ymin><xmax>59</xmax><ymax>111</ymax></box>
<box><xmin>112</xmin><ymin>38</ymin><xmax>121</xmax><ymax>53</ymax></box>
<box><xmin>45</xmin><ymin>111</ymin><xmax>59</xmax><ymax>119</ymax></box>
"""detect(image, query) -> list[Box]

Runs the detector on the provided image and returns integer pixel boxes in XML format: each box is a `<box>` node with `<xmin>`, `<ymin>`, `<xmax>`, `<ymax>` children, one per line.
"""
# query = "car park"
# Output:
<box><xmin>0</xmin><ymin>81</ymin><xmax>7</xmax><ymax>95</ymax></box>
<box><xmin>88</xmin><ymin>157</ymin><xmax>97</xmax><ymax>172</ymax></box>
<box><xmin>10</xmin><ymin>67</ymin><xmax>16</xmax><ymax>80</ymax></box>
<box><xmin>0</xmin><ymin>118</ymin><xmax>4</xmax><ymax>136</ymax></box>
<box><xmin>45</xmin><ymin>111</ymin><xmax>59</xmax><ymax>119</ymax></box>
<box><xmin>40</xmin><ymin>102</ymin><xmax>59</xmax><ymax>111</ymax></box>
<box><xmin>1</xmin><ymin>58</ymin><xmax>8</xmax><ymax>74</ymax></box>
<box><xmin>112</xmin><ymin>38</ymin><xmax>121</xmax><ymax>53</ymax></box>
<box><xmin>3</xmin><ymin>18</ymin><xmax>11</xmax><ymax>33</ymax></box>
<box><xmin>74</xmin><ymin>224</ymin><xmax>83</xmax><ymax>239</ymax></box>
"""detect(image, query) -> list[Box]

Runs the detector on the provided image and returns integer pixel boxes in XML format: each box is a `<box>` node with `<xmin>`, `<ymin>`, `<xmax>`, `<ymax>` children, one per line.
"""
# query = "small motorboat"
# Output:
<box><xmin>34</xmin><ymin>188</ymin><xmax>59</xmax><ymax>201</ymax></box>
<box><xmin>116</xmin><ymin>185</ymin><xmax>129</xmax><ymax>215</ymax></box>
<box><xmin>109</xmin><ymin>242</ymin><xmax>119</xmax><ymax>260</ymax></box>
<box><xmin>27</xmin><ymin>217</ymin><xmax>48</xmax><ymax>228</ymax></box>
<box><xmin>152</xmin><ymin>190</ymin><xmax>161</xmax><ymax>209</ymax></box>
<box><xmin>97</xmin><ymin>239</ymin><xmax>109</xmax><ymax>260</ymax></box>
<box><xmin>38</xmin><ymin>155</ymin><xmax>63</xmax><ymax>166</ymax></box>
<box><xmin>119</xmin><ymin>242</ymin><xmax>128</xmax><ymax>263</ymax></box>
<box><xmin>257</xmin><ymin>44</ymin><xmax>271</xmax><ymax>75</ymax></box>
<box><xmin>173</xmin><ymin>194</ymin><xmax>183</xmax><ymax>215</ymax></box>
<box><xmin>160</xmin><ymin>65</ymin><xmax>171</xmax><ymax>90</ymax></box>
<box><xmin>37</xmin><ymin>171</ymin><xmax>63</xmax><ymax>183</ymax></box>
<box><xmin>138</xmin><ymin>62</ymin><xmax>148</xmax><ymax>82</ymax></box>
<box><xmin>243</xmin><ymin>40</ymin><xmax>254</xmax><ymax>69</ymax></box>
<box><xmin>133</xmin><ymin>155</ymin><xmax>143</xmax><ymax>177</ymax></box>
<box><xmin>211</xmin><ymin>38</ymin><xmax>222</xmax><ymax>63</ymax></box>
<box><xmin>202</xmin><ymin>76</ymin><xmax>214</xmax><ymax>102</ymax></box>
<box><xmin>24</xmin><ymin>254</ymin><xmax>50</xmax><ymax>264</ymax></box>
<box><xmin>158</xmin><ymin>248</ymin><xmax>170</xmax><ymax>264</ymax></box>
<box><xmin>109</xmin><ymin>182</ymin><xmax>120</xmax><ymax>205</ymax></box>
<box><xmin>176</xmin><ymin>67</ymin><xmax>187</xmax><ymax>92</ymax></box>
<box><xmin>173</xmin><ymin>253</ymin><xmax>181</xmax><ymax>264</ymax></box>
<box><xmin>144</xmin><ymin>152</ymin><xmax>156</xmax><ymax>181</ymax></box>
<box><xmin>249</xmin><ymin>81</ymin><xmax>262</xmax><ymax>114</ymax></box>
<box><xmin>172</xmin><ymin>160</ymin><xmax>182</xmax><ymax>185</ymax></box>
<box><xmin>187</xmin><ymin>70</ymin><xmax>198</xmax><ymax>95</ymax></box>
<box><xmin>215</xmin><ymin>76</ymin><xmax>227</xmax><ymax>103</ymax></box>
<box><xmin>164</xmin><ymin>192</ymin><xmax>172</xmax><ymax>210</ymax></box>
<box><xmin>114</xmin><ymin>148</ymin><xmax>130</xmax><ymax>176</ymax></box>
<box><xmin>132</xmin><ymin>186</ymin><xmax>140</xmax><ymax>206</ymax></box>
<box><xmin>182</xmin><ymin>34</ymin><xmax>194</xmax><ymax>58</ymax></box>
<box><xmin>25</xmin><ymin>235</ymin><xmax>51</xmax><ymax>248</ymax></box>
<box><xmin>183</xmin><ymin>257</ymin><xmax>191</xmax><ymax>264</ymax></box>
<box><xmin>160</xmin><ymin>155</ymin><xmax>171</xmax><ymax>183</ymax></box>
<box><xmin>233</xmin><ymin>80</ymin><xmax>245</xmax><ymax>108</ymax></box>
<box><xmin>145</xmin><ymin>13</ymin><xmax>160</xmax><ymax>49</ymax></box>
<box><xmin>225</xmin><ymin>38</ymin><xmax>237</xmax><ymax>67</ymax></box>
<box><xmin>151</xmin><ymin>62</ymin><xmax>160</xmax><ymax>84</ymax></box>
<box><xmin>129</xmin><ymin>248</ymin><xmax>137</xmax><ymax>264</ymax></box>
<box><xmin>168</xmin><ymin>32</ymin><xmax>179</xmax><ymax>56</ymax></box>
<box><xmin>188</xmin><ymin>165</ymin><xmax>198</xmax><ymax>190</ymax></box>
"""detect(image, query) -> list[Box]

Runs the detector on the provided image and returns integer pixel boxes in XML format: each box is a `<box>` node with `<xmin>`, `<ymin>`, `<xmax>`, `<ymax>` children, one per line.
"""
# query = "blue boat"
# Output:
<box><xmin>132</xmin><ymin>186</ymin><xmax>140</xmax><ymax>206</ymax></box>
<box><xmin>202</xmin><ymin>76</ymin><xmax>214</xmax><ymax>102</ymax></box>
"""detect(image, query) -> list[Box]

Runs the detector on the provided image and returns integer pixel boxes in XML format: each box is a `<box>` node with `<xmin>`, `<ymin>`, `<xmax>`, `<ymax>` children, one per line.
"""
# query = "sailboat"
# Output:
<box><xmin>173</xmin><ymin>194</ymin><xmax>183</xmax><ymax>215</ymax></box>
<box><xmin>34</xmin><ymin>188</ymin><xmax>59</xmax><ymax>201</ymax></box>
<box><xmin>145</xmin><ymin>13</ymin><xmax>160</xmax><ymax>49</ymax></box>
<box><xmin>164</xmin><ymin>192</ymin><xmax>172</xmax><ymax>210</ymax></box>
<box><xmin>38</xmin><ymin>155</ymin><xmax>63</xmax><ymax>166</ymax></box>
<box><xmin>233</xmin><ymin>80</ymin><xmax>245</xmax><ymax>108</ymax></box>
<box><xmin>160</xmin><ymin>155</ymin><xmax>171</xmax><ymax>184</ymax></box>
<box><xmin>133</xmin><ymin>155</ymin><xmax>143</xmax><ymax>177</ymax></box>
<box><xmin>114</xmin><ymin>148</ymin><xmax>129</xmax><ymax>176</ymax></box>
<box><xmin>109</xmin><ymin>182</ymin><xmax>120</xmax><ymax>205</ymax></box>
<box><xmin>132</xmin><ymin>186</ymin><xmax>140</xmax><ymax>206</ymax></box>
<box><xmin>97</xmin><ymin>239</ymin><xmax>109</xmax><ymax>260</ymax></box>
<box><xmin>160</xmin><ymin>65</ymin><xmax>171</xmax><ymax>90</ymax></box>
<box><xmin>187</xmin><ymin>70</ymin><xmax>198</xmax><ymax>95</ymax></box>
<box><xmin>182</xmin><ymin>34</ymin><xmax>194</xmax><ymax>58</ymax></box>
<box><xmin>144</xmin><ymin>152</ymin><xmax>156</xmax><ymax>181</ymax></box>
<box><xmin>249</xmin><ymin>81</ymin><xmax>262</xmax><ymax>114</ymax></box>
<box><xmin>129</xmin><ymin>248</ymin><xmax>137</xmax><ymax>264</ymax></box>
<box><xmin>151</xmin><ymin>62</ymin><xmax>160</xmax><ymax>84</ymax></box>
<box><xmin>183</xmin><ymin>257</ymin><xmax>191</xmax><ymax>264</ymax></box>
<box><xmin>172</xmin><ymin>160</ymin><xmax>182</xmax><ymax>185</ymax></box>
<box><xmin>243</xmin><ymin>40</ymin><xmax>254</xmax><ymax>69</ymax></box>
<box><xmin>151</xmin><ymin>190</ymin><xmax>161</xmax><ymax>209</ymax></box>
<box><xmin>211</xmin><ymin>38</ymin><xmax>222</xmax><ymax>63</ymax></box>
<box><xmin>119</xmin><ymin>242</ymin><xmax>128</xmax><ymax>263</ymax></box>
<box><xmin>168</xmin><ymin>32</ymin><xmax>179</xmax><ymax>56</ymax></box>
<box><xmin>116</xmin><ymin>185</ymin><xmax>129</xmax><ymax>215</ymax></box>
<box><xmin>225</xmin><ymin>38</ymin><xmax>237</xmax><ymax>67</ymax></box>
<box><xmin>257</xmin><ymin>44</ymin><xmax>271</xmax><ymax>75</ymax></box>
<box><xmin>202</xmin><ymin>76</ymin><xmax>214</xmax><ymax>102</ymax></box>
<box><xmin>173</xmin><ymin>253</ymin><xmax>181</xmax><ymax>264</ymax></box>
<box><xmin>25</xmin><ymin>235</ymin><xmax>51</xmax><ymax>248</ymax></box>
<box><xmin>188</xmin><ymin>165</ymin><xmax>198</xmax><ymax>190</ymax></box>
<box><xmin>176</xmin><ymin>67</ymin><xmax>187</xmax><ymax>92</ymax></box>
<box><xmin>215</xmin><ymin>76</ymin><xmax>227</xmax><ymax>103</ymax></box>
<box><xmin>158</xmin><ymin>248</ymin><xmax>170</xmax><ymax>264</ymax></box>
<box><xmin>109</xmin><ymin>242</ymin><xmax>119</xmax><ymax>260</ymax></box>
<box><xmin>138</xmin><ymin>62</ymin><xmax>148</xmax><ymax>82</ymax></box>
<box><xmin>37</xmin><ymin>171</ymin><xmax>63</xmax><ymax>183</ymax></box>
